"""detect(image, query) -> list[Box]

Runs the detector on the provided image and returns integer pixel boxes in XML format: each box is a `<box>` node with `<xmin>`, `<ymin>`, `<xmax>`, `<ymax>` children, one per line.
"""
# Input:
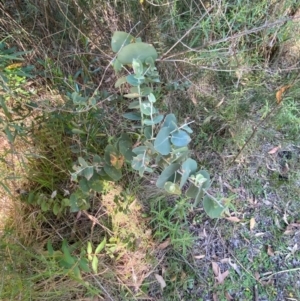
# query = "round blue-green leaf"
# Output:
<box><xmin>111</xmin><ymin>31</ymin><xmax>134</xmax><ymax>52</ymax></box>
<box><xmin>164</xmin><ymin>182</ymin><xmax>181</xmax><ymax>195</ymax></box>
<box><xmin>203</xmin><ymin>196</ymin><xmax>224</xmax><ymax>219</ymax></box>
<box><xmin>117</xmin><ymin>42</ymin><xmax>158</xmax><ymax>65</ymax></box>
<box><xmin>163</xmin><ymin>114</ymin><xmax>177</xmax><ymax>131</ymax></box>
<box><xmin>154</xmin><ymin>127</ymin><xmax>171</xmax><ymax>155</ymax></box>
<box><xmin>156</xmin><ymin>163</ymin><xmax>180</xmax><ymax>189</ymax></box>
<box><xmin>123</xmin><ymin>112</ymin><xmax>142</xmax><ymax>120</ymax></box>
<box><xmin>144</xmin><ymin>114</ymin><xmax>164</xmax><ymax>126</ymax></box>
<box><xmin>171</xmin><ymin>130</ymin><xmax>191</xmax><ymax>147</ymax></box>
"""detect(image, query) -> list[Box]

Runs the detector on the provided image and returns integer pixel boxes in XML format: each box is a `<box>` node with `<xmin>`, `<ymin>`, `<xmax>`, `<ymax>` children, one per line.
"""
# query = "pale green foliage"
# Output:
<box><xmin>111</xmin><ymin>31</ymin><xmax>225</xmax><ymax>218</ymax></box>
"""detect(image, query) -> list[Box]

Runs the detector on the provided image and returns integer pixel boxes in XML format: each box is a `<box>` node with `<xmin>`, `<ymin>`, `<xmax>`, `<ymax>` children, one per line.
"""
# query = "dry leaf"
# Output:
<box><xmin>216</xmin><ymin>270</ymin><xmax>229</xmax><ymax>284</ymax></box>
<box><xmin>276</xmin><ymin>85</ymin><xmax>291</xmax><ymax>104</ymax></box>
<box><xmin>154</xmin><ymin>274</ymin><xmax>166</xmax><ymax>290</ymax></box>
<box><xmin>268</xmin><ymin>145</ymin><xmax>281</xmax><ymax>154</ymax></box>
<box><xmin>194</xmin><ymin>254</ymin><xmax>205</xmax><ymax>259</ymax></box>
<box><xmin>212</xmin><ymin>262</ymin><xmax>229</xmax><ymax>284</ymax></box>
<box><xmin>267</xmin><ymin>245</ymin><xmax>274</xmax><ymax>256</ymax></box>
<box><xmin>254</xmin><ymin>232</ymin><xmax>265</xmax><ymax>237</ymax></box>
<box><xmin>226</xmin><ymin>216</ymin><xmax>241</xmax><ymax>222</ymax></box>
<box><xmin>225</xmin><ymin>292</ymin><xmax>233</xmax><ymax>300</ymax></box>
<box><xmin>254</xmin><ymin>272</ymin><xmax>260</xmax><ymax>281</ymax></box>
<box><xmin>250</xmin><ymin>217</ymin><xmax>256</xmax><ymax>231</ymax></box>
<box><xmin>284</xmin><ymin>223</ymin><xmax>300</xmax><ymax>235</ymax></box>
<box><xmin>212</xmin><ymin>262</ymin><xmax>220</xmax><ymax>276</ymax></box>
<box><xmin>215</xmin><ymin>97</ymin><xmax>224</xmax><ymax>108</ymax></box>
<box><xmin>157</xmin><ymin>238</ymin><xmax>171</xmax><ymax>250</ymax></box>
<box><xmin>213</xmin><ymin>293</ymin><xmax>218</xmax><ymax>301</ymax></box>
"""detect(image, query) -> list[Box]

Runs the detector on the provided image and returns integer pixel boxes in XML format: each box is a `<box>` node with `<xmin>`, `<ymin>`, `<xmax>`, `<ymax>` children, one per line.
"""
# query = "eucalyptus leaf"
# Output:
<box><xmin>171</xmin><ymin>130</ymin><xmax>191</xmax><ymax>147</ymax></box>
<box><xmin>123</xmin><ymin>93</ymin><xmax>140</xmax><ymax>98</ymax></box>
<box><xmin>126</xmin><ymin>74</ymin><xmax>144</xmax><ymax>86</ymax></box>
<box><xmin>186</xmin><ymin>183</ymin><xmax>200</xmax><ymax>198</ymax></box>
<box><xmin>132</xmin><ymin>58</ymin><xmax>144</xmax><ymax>77</ymax></box>
<box><xmin>104</xmin><ymin>164</ymin><xmax>122</xmax><ymax>181</ymax></box>
<box><xmin>140</xmin><ymin>101</ymin><xmax>156</xmax><ymax>116</ymax></box>
<box><xmin>123</xmin><ymin>112</ymin><xmax>141</xmax><ymax>120</ymax></box>
<box><xmin>164</xmin><ymin>182</ymin><xmax>181</xmax><ymax>195</ymax></box>
<box><xmin>203</xmin><ymin>196</ymin><xmax>224</xmax><ymax>219</ymax></box>
<box><xmin>83</xmin><ymin>166</ymin><xmax>94</xmax><ymax>181</ymax></box>
<box><xmin>144</xmin><ymin>114</ymin><xmax>164</xmax><ymax>125</ymax></box>
<box><xmin>118</xmin><ymin>133</ymin><xmax>134</xmax><ymax>161</ymax></box>
<box><xmin>163</xmin><ymin>114</ymin><xmax>177</xmax><ymax>131</ymax></box>
<box><xmin>148</xmin><ymin>93</ymin><xmax>156</xmax><ymax>103</ymax></box>
<box><xmin>112</xmin><ymin>59</ymin><xmax>123</xmax><ymax>72</ymax></box>
<box><xmin>154</xmin><ymin>127</ymin><xmax>171</xmax><ymax>155</ymax></box>
<box><xmin>128</xmin><ymin>100</ymin><xmax>140</xmax><ymax>109</ymax></box>
<box><xmin>182</xmin><ymin>124</ymin><xmax>193</xmax><ymax>133</ymax></box>
<box><xmin>111</xmin><ymin>31</ymin><xmax>134</xmax><ymax>52</ymax></box>
<box><xmin>132</xmin><ymin>146</ymin><xmax>148</xmax><ymax>155</ymax></box>
<box><xmin>117</xmin><ymin>42</ymin><xmax>158</xmax><ymax>65</ymax></box>
<box><xmin>115</xmin><ymin>76</ymin><xmax>127</xmax><ymax>88</ymax></box>
<box><xmin>156</xmin><ymin>163</ymin><xmax>180</xmax><ymax>189</ymax></box>
<box><xmin>180</xmin><ymin>158</ymin><xmax>198</xmax><ymax>188</ymax></box>
<box><xmin>130</xmin><ymin>86</ymin><xmax>152</xmax><ymax>96</ymax></box>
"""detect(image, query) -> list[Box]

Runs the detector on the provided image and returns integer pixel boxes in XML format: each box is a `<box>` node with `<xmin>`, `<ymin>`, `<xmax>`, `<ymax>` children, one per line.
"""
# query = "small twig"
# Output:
<box><xmin>260</xmin><ymin>267</ymin><xmax>300</xmax><ymax>281</ymax></box>
<box><xmin>161</xmin><ymin>16</ymin><xmax>300</xmax><ymax>60</ymax></box>
<box><xmin>161</xmin><ymin>6</ymin><xmax>214</xmax><ymax>59</ymax></box>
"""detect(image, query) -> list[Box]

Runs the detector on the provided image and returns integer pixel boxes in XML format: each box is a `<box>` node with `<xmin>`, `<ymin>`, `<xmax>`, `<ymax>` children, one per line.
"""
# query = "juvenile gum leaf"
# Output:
<box><xmin>111</xmin><ymin>31</ymin><xmax>134</xmax><ymax>52</ymax></box>
<box><xmin>115</xmin><ymin>76</ymin><xmax>127</xmax><ymax>88</ymax></box>
<box><xmin>95</xmin><ymin>237</ymin><xmax>106</xmax><ymax>255</ymax></box>
<box><xmin>180</xmin><ymin>158</ymin><xmax>198</xmax><ymax>188</ymax></box>
<box><xmin>171</xmin><ymin>130</ymin><xmax>191</xmax><ymax>147</ymax></box>
<box><xmin>186</xmin><ymin>183</ymin><xmax>200</xmax><ymax>198</ymax></box>
<box><xmin>126</xmin><ymin>74</ymin><xmax>142</xmax><ymax>86</ymax></box>
<box><xmin>163</xmin><ymin>114</ymin><xmax>177</xmax><ymax>131</ymax></box>
<box><xmin>118</xmin><ymin>133</ymin><xmax>134</xmax><ymax>161</ymax></box>
<box><xmin>164</xmin><ymin>182</ymin><xmax>181</xmax><ymax>195</ymax></box>
<box><xmin>123</xmin><ymin>112</ymin><xmax>142</xmax><ymax>120</ymax></box>
<box><xmin>83</xmin><ymin>166</ymin><xmax>94</xmax><ymax>181</ymax></box>
<box><xmin>203</xmin><ymin>196</ymin><xmax>224</xmax><ymax>219</ymax></box>
<box><xmin>154</xmin><ymin>127</ymin><xmax>171</xmax><ymax>155</ymax></box>
<box><xmin>128</xmin><ymin>100</ymin><xmax>140</xmax><ymax>109</ymax></box>
<box><xmin>148</xmin><ymin>93</ymin><xmax>156</xmax><ymax>103</ymax></box>
<box><xmin>124</xmin><ymin>93</ymin><xmax>140</xmax><ymax>98</ymax></box>
<box><xmin>140</xmin><ymin>101</ymin><xmax>156</xmax><ymax>116</ymax></box>
<box><xmin>117</xmin><ymin>42</ymin><xmax>158</xmax><ymax>65</ymax></box>
<box><xmin>156</xmin><ymin>163</ymin><xmax>180</xmax><ymax>188</ymax></box>
<box><xmin>144</xmin><ymin>114</ymin><xmax>164</xmax><ymax>126</ymax></box>
<box><xmin>104</xmin><ymin>164</ymin><xmax>122</xmax><ymax>181</ymax></box>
